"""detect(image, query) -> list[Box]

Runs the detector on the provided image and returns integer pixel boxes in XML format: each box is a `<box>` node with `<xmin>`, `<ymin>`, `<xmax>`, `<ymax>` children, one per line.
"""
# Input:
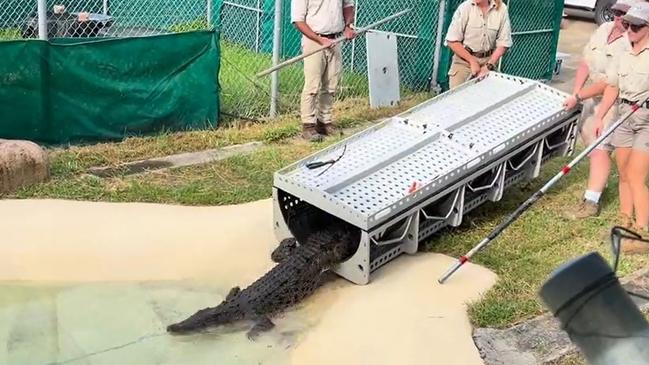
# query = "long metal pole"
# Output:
<box><xmin>438</xmin><ymin>98</ymin><xmax>649</xmax><ymax>284</ymax></box>
<box><xmin>103</xmin><ymin>0</ymin><xmax>109</xmax><ymax>15</ymax></box>
<box><xmin>207</xmin><ymin>0</ymin><xmax>213</xmax><ymax>27</ymax></box>
<box><xmin>269</xmin><ymin>0</ymin><xmax>282</xmax><ymax>117</ymax></box>
<box><xmin>37</xmin><ymin>0</ymin><xmax>47</xmax><ymax>40</ymax></box>
<box><xmin>257</xmin><ymin>8</ymin><xmax>411</xmax><ymax>78</ymax></box>
<box><xmin>430</xmin><ymin>0</ymin><xmax>446</xmax><ymax>92</ymax></box>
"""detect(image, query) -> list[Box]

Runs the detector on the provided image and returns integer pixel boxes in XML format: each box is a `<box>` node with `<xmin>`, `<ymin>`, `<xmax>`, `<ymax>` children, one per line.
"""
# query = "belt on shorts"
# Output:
<box><xmin>620</xmin><ymin>98</ymin><xmax>649</xmax><ymax>109</ymax></box>
<box><xmin>464</xmin><ymin>46</ymin><xmax>494</xmax><ymax>58</ymax></box>
<box><xmin>317</xmin><ymin>32</ymin><xmax>342</xmax><ymax>39</ymax></box>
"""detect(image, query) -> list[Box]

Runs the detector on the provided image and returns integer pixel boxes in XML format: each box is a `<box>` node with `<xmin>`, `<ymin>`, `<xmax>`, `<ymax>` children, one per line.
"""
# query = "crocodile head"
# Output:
<box><xmin>166</xmin><ymin>302</ymin><xmax>243</xmax><ymax>334</ymax></box>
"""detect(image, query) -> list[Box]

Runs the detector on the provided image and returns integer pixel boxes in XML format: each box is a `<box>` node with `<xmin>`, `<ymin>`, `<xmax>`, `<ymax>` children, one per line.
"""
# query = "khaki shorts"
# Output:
<box><xmin>578</xmin><ymin>98</ymin><xmax>617</xmax><ymax>152</ymax></box>
<box><xmin>611</xmin><ymin>103</ymin><xmax>649</xmax><ymax>152</ymax></box>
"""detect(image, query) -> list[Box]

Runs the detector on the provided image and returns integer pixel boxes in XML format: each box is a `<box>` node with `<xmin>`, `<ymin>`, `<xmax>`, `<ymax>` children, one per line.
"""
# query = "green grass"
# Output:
<box><xmin>9</xmin><ymin>94</ymin><xmax>427</xmax><ymax>201</ymax></box>
<box><xmin>0</xmin><ymin>28</ymin><xmax>21</xmax><ymax>41</ymax></box>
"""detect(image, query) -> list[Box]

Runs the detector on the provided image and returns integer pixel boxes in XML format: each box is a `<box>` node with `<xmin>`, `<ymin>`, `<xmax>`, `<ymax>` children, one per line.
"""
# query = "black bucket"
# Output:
<box><xmin>539</xmin><ymin>252</ymin><xmax>649</xmax><ymax>365</ymax></box>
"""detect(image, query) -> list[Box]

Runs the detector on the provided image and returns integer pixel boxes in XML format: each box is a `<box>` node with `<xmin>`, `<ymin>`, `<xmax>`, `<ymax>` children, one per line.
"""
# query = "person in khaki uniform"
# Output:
<box><xmin>591</xmin><ymin>2</ymin><xmax>649</xmax><ymax>253</ymax></box>
<box><xmin>562</xmin><ymin>0</ymin><xmax>635</xmax><ymax>220</ymax></box>
<box><xmin>445</xmin><ymin>0</ymin><xmax>513</xmax><ymax>89</ymax></box>
<box><xmin>291</xmin><ymin>0</ymin><xmax>356</xmax><ymax>142</ymax></box>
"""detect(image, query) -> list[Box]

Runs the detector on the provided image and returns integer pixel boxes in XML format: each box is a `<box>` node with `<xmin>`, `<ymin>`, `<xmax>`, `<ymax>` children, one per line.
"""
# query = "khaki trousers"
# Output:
<box><xmin>448</xmin><ymin>54</ymin><xmax>490</xmax><ymax>90</ymax></box>
<box><xmin>300</xmin><ymin>37</ymin><xmax>343</xmax><ymax>125</ymax></box>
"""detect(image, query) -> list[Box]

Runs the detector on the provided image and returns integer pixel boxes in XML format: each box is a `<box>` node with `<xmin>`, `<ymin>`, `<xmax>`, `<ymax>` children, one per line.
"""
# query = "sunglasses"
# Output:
<box><xmin>612</xmin><ymin>9</ymin><xmax>627</xmax><ymax>18</ymax></box>
<box><xmin>622</xmin><ymin>21</ymin><xmax>647</xmax><ymax>33</ymax></box>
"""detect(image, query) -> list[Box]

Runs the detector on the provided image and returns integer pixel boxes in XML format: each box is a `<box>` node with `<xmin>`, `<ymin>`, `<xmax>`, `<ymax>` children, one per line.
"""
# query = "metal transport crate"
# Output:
<box><xmin>272</xmin><ymin>73</ymin><xmax>582</xmax><ymax>285</ymax></box>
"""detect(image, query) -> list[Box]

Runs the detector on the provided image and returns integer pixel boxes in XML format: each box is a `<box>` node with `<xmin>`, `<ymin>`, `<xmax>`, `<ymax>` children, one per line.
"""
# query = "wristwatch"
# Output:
<box><xmin>486</xmin><ymin>62</ymin><xmax>496</xmax><ymax>71</ymax></box>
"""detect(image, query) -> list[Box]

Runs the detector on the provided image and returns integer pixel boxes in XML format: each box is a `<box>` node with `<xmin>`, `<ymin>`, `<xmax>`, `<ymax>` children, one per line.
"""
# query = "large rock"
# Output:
<box><xmin>0</xmin><ymin>139</ymin><xmax>49</xmax><ymax>194</ymax></box>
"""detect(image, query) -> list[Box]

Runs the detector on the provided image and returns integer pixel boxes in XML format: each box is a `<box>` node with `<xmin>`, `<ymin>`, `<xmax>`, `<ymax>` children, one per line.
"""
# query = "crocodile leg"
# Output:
<box><xmin>246</xmin><ymin>316</ymin><xmax>275</xmax><ymax>341</ymax></box>
<box><xmin>271</xmin><ymin>238</ymin><xmax>298</xmax><ymax>263</ymax></box>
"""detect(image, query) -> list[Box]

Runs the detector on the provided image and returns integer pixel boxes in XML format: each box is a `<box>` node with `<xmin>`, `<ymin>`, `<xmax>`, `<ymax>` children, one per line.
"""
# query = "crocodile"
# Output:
<box><xmin>166</xmin><ymin>227</ymin><xmax>357</xmax><ymax>340</ymax></box>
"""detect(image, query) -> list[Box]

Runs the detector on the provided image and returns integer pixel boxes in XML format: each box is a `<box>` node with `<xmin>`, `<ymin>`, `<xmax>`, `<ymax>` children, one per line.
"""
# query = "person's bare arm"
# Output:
<box><xmin>591</xmin><ymin>85</ymin><xmax>619</xmax><ymax>137</ymax></box>
<box><xmin>487</xmin><ymin>46</ymin><xmax>507</xmax><ymax>65</ymax></box>
<box><xmin>343</xmin><ymin>5</ymin><xmax>356</xmax><ymax>39</ymax></box>
<box><xmin>578</xmin><ymin>80</ymin><xmax>607</xmax><ymax>100</ymax></box>
<box><xmin>448</xmin><ymin>41</ymin><xmax>477</xmax><ymax>65</ymax></box>
<box><xmin>448</xmin><ymin>41</ymin><xmax>480</xmax><ymax>76</ymax></box>
<box><xmin>563</xmin><ymin>61</ymin><xmax>591</xmax><ymax>110</ymax></box>
<box><xmin>572</xmin><ymin>61</ymin><xmax>590</xmax><ymax>95</ymax></box>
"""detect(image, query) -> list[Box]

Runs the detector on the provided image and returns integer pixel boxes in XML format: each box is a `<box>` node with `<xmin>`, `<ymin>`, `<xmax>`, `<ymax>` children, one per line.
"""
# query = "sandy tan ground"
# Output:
<box><xmin>0</xmin><ymin>199</ymin><xmax>496</xmax><ymax>365</ymax></box>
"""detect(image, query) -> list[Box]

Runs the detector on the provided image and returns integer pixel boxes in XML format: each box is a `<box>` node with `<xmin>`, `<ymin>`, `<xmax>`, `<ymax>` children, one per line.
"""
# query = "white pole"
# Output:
<box><xmin>207</xmin><ymin>0</ymin><xmax>213</xmax><ymax>27</ymax></box>
<box><xmin>103</xmin><ymin>0</ymin><xmax>109</xmax><ymax>15</ymax></box>
<box><xmin>430</xmin><ymin>0</ymin><xmax>446</xmax><ymax>92</ymax></box>
<box><xmin>255</xmin><ymin>0</ymin><xmax>261</xmax><ymax>52</ymax></box>
<box><xmin>37</xmin><ymin>0</ymin><xmax>47</xmax><ymax>40</ymax></box>
<box><xmin>270</xmin><ymin>0</ymin><xmax>282</xmax><ymax>118</ymax></box>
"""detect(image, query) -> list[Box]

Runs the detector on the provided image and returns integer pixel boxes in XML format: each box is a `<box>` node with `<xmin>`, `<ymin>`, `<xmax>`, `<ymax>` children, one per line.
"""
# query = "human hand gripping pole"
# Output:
<box><xmin>437</xmin><ymin>95</ymin><xmax>649</xmax><ymax>285</ymax></box>
<box><xmin>255</xmin><ymin>9</ymin><xmax>411</xmax><ymax>78</ymax></box>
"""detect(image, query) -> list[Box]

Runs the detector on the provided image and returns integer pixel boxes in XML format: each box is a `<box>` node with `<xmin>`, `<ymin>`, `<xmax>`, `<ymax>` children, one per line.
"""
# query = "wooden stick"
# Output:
<box><xmin>256</xmin><ymin>9</ymin><xmax>411</xmax><ymax>78</ymax></box>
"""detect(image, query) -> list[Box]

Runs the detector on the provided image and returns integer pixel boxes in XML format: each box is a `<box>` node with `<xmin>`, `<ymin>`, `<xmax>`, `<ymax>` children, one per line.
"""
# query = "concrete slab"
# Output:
<box><xmin>87</xmin><ymin>142</ymin><xmax>263</xmax><ymax>178</ymax></box>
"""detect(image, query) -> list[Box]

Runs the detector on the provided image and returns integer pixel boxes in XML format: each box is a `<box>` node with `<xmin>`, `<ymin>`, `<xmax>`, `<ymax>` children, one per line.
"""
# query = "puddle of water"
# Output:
<box><xmin>0</xmin><ymin>281</ymin><xmax>314</xmax><ymax>365</ymax></box>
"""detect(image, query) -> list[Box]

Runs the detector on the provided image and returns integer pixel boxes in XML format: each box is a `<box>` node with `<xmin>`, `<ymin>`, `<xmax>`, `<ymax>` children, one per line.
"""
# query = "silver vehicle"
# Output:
<box><xmin>564</xmin><ymin>0</ymin><xmax>616</xmax><ymax>24</ymax></box>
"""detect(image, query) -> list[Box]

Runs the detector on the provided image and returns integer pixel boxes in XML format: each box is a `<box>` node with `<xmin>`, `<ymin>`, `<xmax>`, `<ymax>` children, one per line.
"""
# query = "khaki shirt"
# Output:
<box><xmin>291</xmin><ymin>0</ymin><xmax>354</xmax><ymax>35</ymax></box>
<box><xmin>606</xmin><ymin>43</ymin><xmax>649</xmax><ymax>102</ymax></box>
<box><xmin>582</xmin><ymin>21</ymin><xmax>630</xmax><ymax>82</ymax></box>
<box><xmin>445</xmin><ymin>0</ymin><xmax>513</xmax><ymax>53</ymax></box>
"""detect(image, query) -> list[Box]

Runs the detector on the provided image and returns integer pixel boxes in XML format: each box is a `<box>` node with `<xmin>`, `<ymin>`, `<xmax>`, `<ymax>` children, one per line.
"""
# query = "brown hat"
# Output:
<box><xmin>623</xmin><ymin>2</ymin><xmax>649</xmax><ymax>25</ymax></box>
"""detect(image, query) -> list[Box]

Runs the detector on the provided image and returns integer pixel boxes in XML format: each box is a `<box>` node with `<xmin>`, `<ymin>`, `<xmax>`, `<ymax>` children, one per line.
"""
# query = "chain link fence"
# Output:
<box><xmin>0</xmin><ymin>0</ymin><xmax>211</xmax><ymax>40</ymax></box>
<box><xmin>0</xmin><ymin>0</ymin><xmax>564</xmax><ymax>121</ymax></box>
<box><xmin>217</xmin><ymin>0</ymin><xmax>440</xmax><ymax>119</ymax></box>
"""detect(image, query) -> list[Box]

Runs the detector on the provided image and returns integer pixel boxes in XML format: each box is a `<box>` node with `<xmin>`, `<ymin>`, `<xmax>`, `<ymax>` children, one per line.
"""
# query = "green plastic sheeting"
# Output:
<box><xmin>0</xmin><ymin>31</ymin><xmax>219</xmax><ymax>145</ymax></box>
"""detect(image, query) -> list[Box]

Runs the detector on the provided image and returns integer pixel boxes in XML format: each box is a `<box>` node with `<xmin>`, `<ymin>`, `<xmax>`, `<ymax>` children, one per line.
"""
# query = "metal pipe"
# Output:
<box><xmin>269</xmin><ymin>0</ymin><xmax>282</xmax><ymax>118</ymax></box>
<box><xmin>207</xmin><ymin>0</ymin><xmax>213</xmax><ymax>27</ymax></box>
<box><xmin>103</xmin><ymin>0</ymin><xmax>109</xmax><ymax>15</ymax></box>
<box><xmin>350</xmin><ymin>3</ymin><xmax>358</xmax><ymax>72</ymax></box>
<box><xmin>257</xmin><ymin>9</ymin><xmax>412</xmax><ymax>78</ymax></box>
<box><xmin>37</xmin><ymin>0</ymin><xmax>47</xmax><ymax>40</ymax></box>
<box><xmin>255</xmin><ymin>0</ymin><xmax>261</xmax><ymax>51</ymax></box>
<box><xmin>539</xmin><ymin>252</ymin><xmax>649</xmax><ymax>365</ymax></box>
<box><xmin>511</xmin><ymin>28</ymin><xmax>554</xmax><ymax>36</ymax></box>
<box><xmin>223</xmin><ymin>1</ymin><xmax>264</xmax><ymax>13</ymax></box>
<box><xmin>431</xmin><ymin>0</ymin><xmax>446</xmax><ymax>91</ymax></box>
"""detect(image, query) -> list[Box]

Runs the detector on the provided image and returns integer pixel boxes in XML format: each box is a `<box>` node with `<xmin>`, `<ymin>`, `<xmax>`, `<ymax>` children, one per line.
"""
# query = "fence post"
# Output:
<box><xmin>269</xmin><ymin>0</ymin><xmax>283</xmax><ymax>118</ymax></box>
<box><xmin>207</xmin><ymin>0</ymin><xmax>213</xmax><ymax>27</ymax></box>
<box><xmin>103</xmin><ymin>0</ymin><xmax>109</xmax><ymax>15</ymax></box>
<box><xmin>37</xmin><ymin>0</ymin><xmax>48</xmax><ymax>40</ymax></box>
<box><xmin>430</xmin><ymin>0</ymin><xmax>446</xmax><ymax>93</ymax></box>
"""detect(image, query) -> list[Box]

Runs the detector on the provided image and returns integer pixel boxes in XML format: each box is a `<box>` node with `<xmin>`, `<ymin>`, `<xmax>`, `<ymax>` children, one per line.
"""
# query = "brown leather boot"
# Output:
<box><xmin>302</xmin><ymin>123</ymin><xmax>323</xmax><ymax>142</ymax></box>
<box><xmin>621</xmin><ymin>226</ymin><xmax>649</xmax><ymax>255</ymax></box>
<box><xmin>316</xmin><ymin>120</ymin><xmax>339</xmax><ymax>136</ymax></box>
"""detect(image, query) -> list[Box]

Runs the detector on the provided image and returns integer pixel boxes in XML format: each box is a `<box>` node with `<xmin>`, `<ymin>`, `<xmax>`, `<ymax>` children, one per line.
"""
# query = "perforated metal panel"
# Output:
<box><xmin>274</xmin><ymin>73</ymin><xmax>576</xmax><ymax>231</ymax></box>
